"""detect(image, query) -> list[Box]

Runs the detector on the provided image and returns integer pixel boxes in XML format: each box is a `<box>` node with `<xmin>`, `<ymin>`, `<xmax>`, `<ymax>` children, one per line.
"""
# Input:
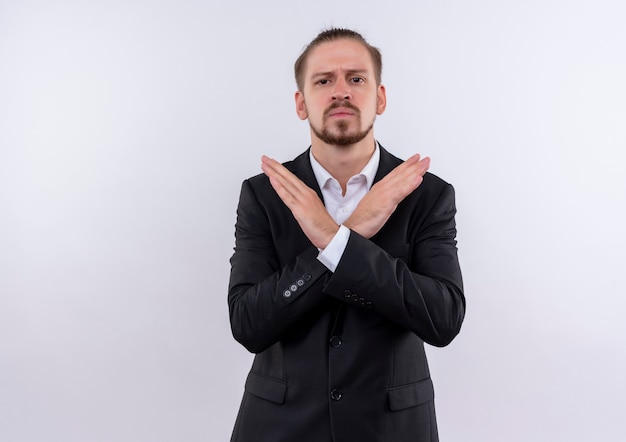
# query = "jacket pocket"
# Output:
<box><xmin>387</xmin><ymin>377</ymin><xmax>434</xmax><ymax>411</ymax></box>
<box><xmin>245</xmin><ymin>370</ymin><xmax>287</xmax><ymax>405</ymax></box>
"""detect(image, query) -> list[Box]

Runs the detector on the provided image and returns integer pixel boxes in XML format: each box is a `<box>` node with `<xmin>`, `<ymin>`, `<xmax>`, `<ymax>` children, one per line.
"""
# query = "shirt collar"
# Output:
<box><xmin>309</xmin><ymin>142</ymin><xmax>380</xmax><ymax>191</ymax></box>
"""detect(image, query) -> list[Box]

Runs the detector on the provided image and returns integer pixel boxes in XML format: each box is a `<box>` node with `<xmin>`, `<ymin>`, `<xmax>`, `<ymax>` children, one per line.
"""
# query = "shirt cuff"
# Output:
<box><xmin>317</xmin><ymin>225</ymin><xmax>350</xmax><ymax>272</ymax></box>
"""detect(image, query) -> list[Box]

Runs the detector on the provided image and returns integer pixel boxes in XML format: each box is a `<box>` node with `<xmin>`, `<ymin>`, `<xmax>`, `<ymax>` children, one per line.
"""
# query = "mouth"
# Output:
<box><xmin>326</xmin><ymin>104</ymin><xmax>359</xmax><ymax>119</ymax></box>
<box><xmin>328</xmin><ymin>109</ymin><xmax>356</xmax><ymax>118</ymax></box>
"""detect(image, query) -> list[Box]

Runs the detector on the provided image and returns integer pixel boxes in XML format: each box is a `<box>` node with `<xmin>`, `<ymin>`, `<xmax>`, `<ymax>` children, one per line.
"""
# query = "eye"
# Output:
<box><xmin>350</xmin><ymin>77</ymin><xmax>364</xmax><ymax>84</ymax></box>
<box><xmin>317</xmin><ymin>79</ymin><xmax>330</xmax><ymax>85</ymax></box>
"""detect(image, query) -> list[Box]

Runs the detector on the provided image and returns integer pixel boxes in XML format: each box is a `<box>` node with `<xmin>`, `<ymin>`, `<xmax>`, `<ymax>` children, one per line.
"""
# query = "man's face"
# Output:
<box><xmin>295</xmin><ymin>39</ymin><xmax>386</xmax><ymax>146</ymax></box>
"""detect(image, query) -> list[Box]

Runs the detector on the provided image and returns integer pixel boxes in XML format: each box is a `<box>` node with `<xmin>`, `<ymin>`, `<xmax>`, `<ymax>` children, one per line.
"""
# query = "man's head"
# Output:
<box><xmin>294</xmin><ymin>28</ymin><xmax>386</xmax><ymax>147</ymax></box>
<box><xmin>294</xmin><ymin>28</ymin><xmax>382</xmax><ymax>92</ymax></box>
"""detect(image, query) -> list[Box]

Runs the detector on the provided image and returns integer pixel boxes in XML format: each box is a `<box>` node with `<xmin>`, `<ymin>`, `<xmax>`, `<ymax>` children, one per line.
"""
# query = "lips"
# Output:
<box><xmin>325</xmin><ymin>102</ymin><xmax>360</xmax><ymax>118</ymax></box>
<box><xmin>328</xmin><ymin>108</ymin><xmax>355</xmax><ymax>117</ymax></box>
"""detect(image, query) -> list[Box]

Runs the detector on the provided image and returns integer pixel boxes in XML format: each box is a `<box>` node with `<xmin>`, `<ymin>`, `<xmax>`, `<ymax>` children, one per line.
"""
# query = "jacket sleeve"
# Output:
<box><xmin>322</xmin><ymin>182</ymin><xmax>465</xmax><ymax>347</ymax></box>
<box><xmin>228</xmin><ymin>179</ymin><xmax>330</xmax><ymax>353</ymax></box>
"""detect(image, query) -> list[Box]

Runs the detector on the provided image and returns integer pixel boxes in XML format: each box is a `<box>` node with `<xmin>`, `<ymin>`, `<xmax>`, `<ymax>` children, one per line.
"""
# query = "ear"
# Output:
<box><xmin>376</xmin><ymin>84</ymin><xmax>387</xmax><ymax>115</ymax></box>
<box><xmin>295</xmin><ymin>91</ymin><xmax>308</xmax><ymax>120</ymax></box>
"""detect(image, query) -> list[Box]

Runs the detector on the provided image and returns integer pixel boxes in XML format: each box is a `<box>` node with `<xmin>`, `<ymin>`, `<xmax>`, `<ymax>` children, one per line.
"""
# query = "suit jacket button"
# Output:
<box><xmin>303</xmin><ymin>273</ymin><xmax>312</xmax><ymax>281</ymax></box>
<box><xmin>283</xmin><ymin>290</ymin><xmax>292</xmax><ymax>298</ymax></box>
<box><xmin>330</xmin><ymin>389</ymin><xmax>342</xmax><ymax>401</ymax></box>
<box><xmin>330</xmin><ymin>336</ymin><xmax>342</xmax><ymax>348</ymax></box>
<box><xmin>296</xmin><ymin>279</ymin><xmax>304</xmax><ymax>286</ymax></box>
<box><xmin>290</xmin><ymin>284</ymin><xmax>298</xmax><ymax>291</ymax></box>
<box><xmin>344</xmin><ymin>290</ymin><xmax>352</xmax><ymax>298</ymax></box>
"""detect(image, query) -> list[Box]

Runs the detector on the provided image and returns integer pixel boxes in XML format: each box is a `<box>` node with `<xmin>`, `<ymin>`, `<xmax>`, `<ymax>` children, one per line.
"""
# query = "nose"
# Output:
<box><xmin>331</xmin><ymin>77</ymin><xmax>351</xmax><ymax>100</ymax></box>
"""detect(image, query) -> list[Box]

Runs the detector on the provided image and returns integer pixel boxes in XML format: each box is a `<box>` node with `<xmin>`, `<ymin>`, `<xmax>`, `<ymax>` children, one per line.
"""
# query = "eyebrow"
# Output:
<box><xmin>310</xmin><ymin>69</ymin><xmax>369</xmax><ymax>79</ymax></box>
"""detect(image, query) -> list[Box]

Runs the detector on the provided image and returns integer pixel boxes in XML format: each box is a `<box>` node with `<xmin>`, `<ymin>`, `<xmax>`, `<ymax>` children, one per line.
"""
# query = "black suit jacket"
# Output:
<box><xmin>228</xmin><ymin>145</ymin><xmax>465</xmax><ymax>442</ymax></box>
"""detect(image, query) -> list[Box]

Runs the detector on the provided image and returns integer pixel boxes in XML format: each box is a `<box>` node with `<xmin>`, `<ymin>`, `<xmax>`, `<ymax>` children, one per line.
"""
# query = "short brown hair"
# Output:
<box><xmin>294</xmin><ymin>28</ymin><xmax>382</xmax><ymax>91</ymax></box>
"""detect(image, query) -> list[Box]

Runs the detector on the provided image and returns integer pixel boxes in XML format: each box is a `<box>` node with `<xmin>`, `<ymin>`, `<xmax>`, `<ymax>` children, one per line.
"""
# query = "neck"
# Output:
<box><xmin>310</xmin><ymin>133</ymin><xmax>376</xmax><ymax>192</ymax></box>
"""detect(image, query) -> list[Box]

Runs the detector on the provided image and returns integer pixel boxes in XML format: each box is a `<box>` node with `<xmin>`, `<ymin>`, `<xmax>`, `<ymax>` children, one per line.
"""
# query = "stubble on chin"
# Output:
<box><xmin>311</xmin><ymin>118</ymin><xmax>373</xmax><ymax>147</ymax></box>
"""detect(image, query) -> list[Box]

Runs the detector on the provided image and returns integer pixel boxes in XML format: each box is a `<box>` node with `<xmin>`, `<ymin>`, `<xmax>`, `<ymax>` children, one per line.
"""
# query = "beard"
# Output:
<box><xmin>310</xmin><ymin>101</ymin><xmax>375</xmax><ymax>146</ymax></box>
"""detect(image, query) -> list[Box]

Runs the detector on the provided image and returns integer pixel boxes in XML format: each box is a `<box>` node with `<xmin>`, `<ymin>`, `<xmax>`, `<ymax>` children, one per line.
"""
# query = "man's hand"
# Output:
<box><xmin>261</xmin><ymin>155</ymin><xmax>339</xmax><ymax>249</ymax></box>
<box><xmin>345</xmin><ymin>154</ymin><xmax>430</xmax><ymax>239</ymax></box>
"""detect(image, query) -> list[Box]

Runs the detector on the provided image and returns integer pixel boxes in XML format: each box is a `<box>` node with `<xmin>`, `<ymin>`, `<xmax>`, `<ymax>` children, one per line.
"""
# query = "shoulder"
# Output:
<box><xmin>422</xmin><ymin>171</ymin><xmax>452</xmax><ymax>191</ymax></box>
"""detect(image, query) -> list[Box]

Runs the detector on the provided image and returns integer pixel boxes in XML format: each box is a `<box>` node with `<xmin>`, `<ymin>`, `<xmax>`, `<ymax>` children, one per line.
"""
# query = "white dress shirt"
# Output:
<box><xmin>309</xmin><ymin>144</ymin><xmax>380</xmax><ymax>272</ymax></box>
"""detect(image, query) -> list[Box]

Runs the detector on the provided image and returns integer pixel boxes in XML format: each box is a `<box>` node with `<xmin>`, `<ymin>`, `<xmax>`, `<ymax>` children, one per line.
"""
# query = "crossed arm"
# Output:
<box><xmin>229</xmin><ymin>153</ymin><xmax>464</xmax><ymax>353</ymax></box>
<box><xmin>260</xmin><ymin>153</ymin><xmax>431</xmax><ymax>248</ymax></box>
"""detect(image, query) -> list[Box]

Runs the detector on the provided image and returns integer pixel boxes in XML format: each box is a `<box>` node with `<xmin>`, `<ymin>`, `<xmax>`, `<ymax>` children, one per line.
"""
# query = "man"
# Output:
<box><xmin>228</xmin><ymin>28</ymin><xmax>465</xmax><ymax>442</ymax></box>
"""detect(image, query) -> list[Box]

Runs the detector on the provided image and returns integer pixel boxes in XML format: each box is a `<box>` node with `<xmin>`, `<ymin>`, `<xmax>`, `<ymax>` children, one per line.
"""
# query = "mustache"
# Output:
<box><xmin>324</xmin><ymin>101</ymin><xmax>360</xmax><ymax>117</ymax></box>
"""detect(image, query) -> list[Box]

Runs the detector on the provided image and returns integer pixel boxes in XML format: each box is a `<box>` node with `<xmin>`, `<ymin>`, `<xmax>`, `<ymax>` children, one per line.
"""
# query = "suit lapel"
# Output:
<box><xmin>374</xmin><ymin>143</ymin><xmax>403</xmax><ymax>184</ymax></box>
<box><xmin>282</xmin><ymin>143</ymin><xmax>408</xmax><ymax>258</ymax></box>
<box><xmin>286</xmin><ymin>143</ymin><xmax>403</xmax><ymax>202</ymax></box>
<box><xmin>287</xmin><ymin>147</ymin><xmax>325</xmax><ymax>202</ymax></box>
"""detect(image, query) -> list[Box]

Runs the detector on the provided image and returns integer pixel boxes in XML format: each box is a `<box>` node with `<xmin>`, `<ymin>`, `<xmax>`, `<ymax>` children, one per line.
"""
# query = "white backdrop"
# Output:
<box><xmin>1</xmin><ymin>1</ymin><xmax>625</xmax><ymax>441</ymax></box>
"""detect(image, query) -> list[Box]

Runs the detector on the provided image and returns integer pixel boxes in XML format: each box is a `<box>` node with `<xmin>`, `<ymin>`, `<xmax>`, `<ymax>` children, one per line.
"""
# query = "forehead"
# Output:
<box><xmin>305</xmin><ymin>38</ymin><xmax>374</xmax><ymax>77</ymax></box>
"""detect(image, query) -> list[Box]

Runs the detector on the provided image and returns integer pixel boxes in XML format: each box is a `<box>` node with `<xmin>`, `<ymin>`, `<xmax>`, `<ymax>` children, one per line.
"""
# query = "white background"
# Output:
<box><xmin>1</xmin><ymin>1</ymin><xmax>625</xmax><ymax>441</ymax></box>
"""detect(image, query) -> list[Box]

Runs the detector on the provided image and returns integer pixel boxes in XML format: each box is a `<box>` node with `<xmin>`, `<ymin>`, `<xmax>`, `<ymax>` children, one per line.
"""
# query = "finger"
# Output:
<box><xmin>262</xmin><ymin>156</ymin><xmax>311</xmax><ymax>199</ymax></box>
<box><xmin>403</xmin><ymin>155</ymin><xmax>429</xmax><ymax>175</ymax></box>
<box><xmin>400</xmin><ymin>157</ymin><xmax>430</xmax><ymax>190</ymax></box>
<box><xmin>261</xmin><ymin>155</ymin><xmax>285</xmax><ymax>179</ymax></box>
<box><xmin>385</xmin><ymin>154</ymin><xmax>420</xmax><ymax>178</ymax></box>
<box><xmin>267</xmin><ymin>175</ymin><xmax>298</xmax><ymax>207</ymax></box>
<box><xmin>379</xmin><ymin>155</ymin><xmax>427</xmax><ymax>189</ymax></box>
<box><xmin>398</xmin><ymin>156</ymin><xmax>430</xmax><ymax>183</ymax></box>
<box><xmin>372</xmin><ymin>156</ymin><xmax>430</xmax><ymax>203</ymax></box>
<box><xmin>404</xmin><ymin>153</ymin><xmax>422</xmax><ymax>165</ymax></box>
<box><xmin>416</xmin><ymin>156</ymin><xmax>430</xmax><ymax>176</ymax></box>
<box><xmin>262</xmin><ymin>156</ymin><xmax>297</xmax><ymax>186</ymax></box>
<box><xmin>402</xmin><ymin>159</ymin><xmax>430</xmax><ymax>196</ymax></box>
<box><xmin>261</xmin><ymin>157</ymin><xmax>298</xmax><ymax>203</ymax></box>
<box><xmin>261</xmin><ymin>156</ymin><xmax>295</xmax><ymax>191</ymax></box>
<box><xmin>261</xmin><ymin>156</ymin><xmax>322</xmax><ymax>215</ymax></box>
